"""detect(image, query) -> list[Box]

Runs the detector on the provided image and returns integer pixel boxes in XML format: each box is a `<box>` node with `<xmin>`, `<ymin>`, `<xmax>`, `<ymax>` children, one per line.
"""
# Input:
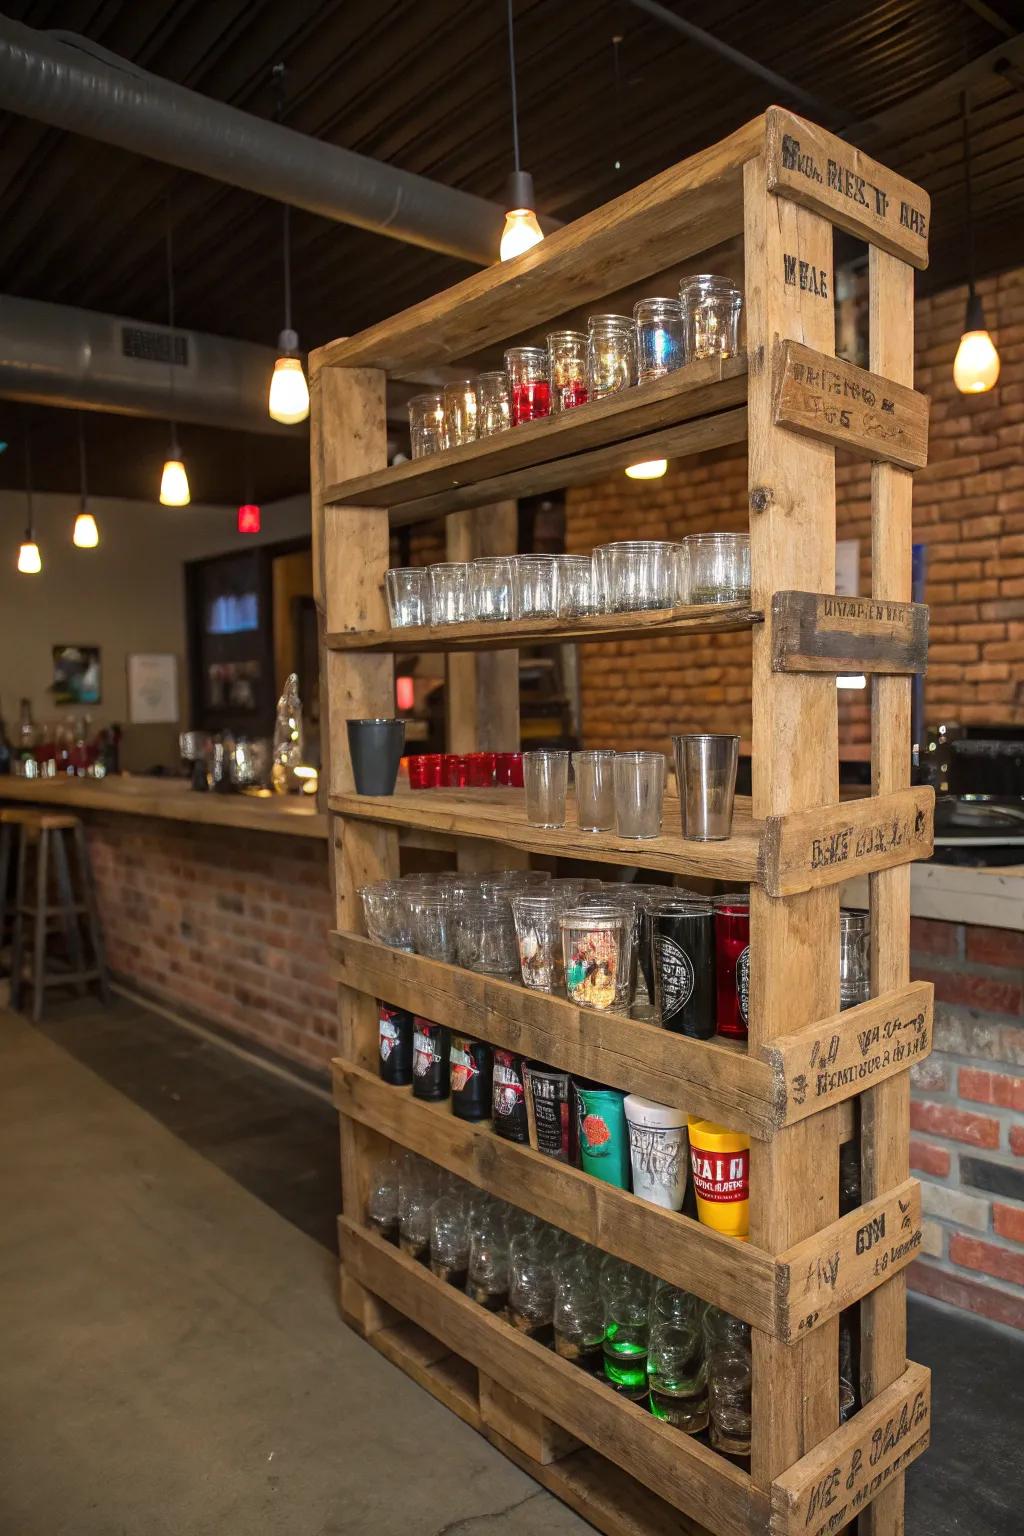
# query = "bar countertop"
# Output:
<box><xmin>0</xmin><ymin>774</ymin><xmax>328</xmax><ymax>839</ymax></box>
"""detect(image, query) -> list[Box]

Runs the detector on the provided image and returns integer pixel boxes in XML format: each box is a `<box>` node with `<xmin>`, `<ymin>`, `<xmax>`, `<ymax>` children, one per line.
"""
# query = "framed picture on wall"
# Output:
<box><xmin>127</xmin><ymin>653</ymin><xmax>179</xmax><ymax>724</ymax></box>
<box><xmin>52</xmin><ymin>645</ymin><xmax>101</xmax><ymax>706</ymax></box>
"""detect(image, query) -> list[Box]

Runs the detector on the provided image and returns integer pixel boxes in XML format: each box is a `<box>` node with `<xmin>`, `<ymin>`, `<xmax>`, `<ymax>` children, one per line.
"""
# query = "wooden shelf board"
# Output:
<box><xmin>324</xmin><ymin>356</ymin><xmax>747</xmax><ymax>510</ymax></box>
<box><xmin>340</xmin><ymin>1219</ymin><xmax>765</xmax><ymax>1536</ymax></box>
<box><xmin>328</xmin><ymin>930</ymin><xmax>777</xmax><ymax>1138</ymax></box>
<box><xmin>327</xmin><ymin>601</ymin><xmax>761</xmax><ymax>654</ymax></box>
<box><xmin>311</xmin><ymin>117</ymin><xmax>764</xmax><ymax>379</ymax></box>
<box><xmin>332</xmin><ymin>1061</ymin><xmax>777</xmax><ymax>1332</ymax></box>
<box><xmin>328</xmin><ymin>786</ymin><xmax>762</xmax><ymax>883</ymax></box>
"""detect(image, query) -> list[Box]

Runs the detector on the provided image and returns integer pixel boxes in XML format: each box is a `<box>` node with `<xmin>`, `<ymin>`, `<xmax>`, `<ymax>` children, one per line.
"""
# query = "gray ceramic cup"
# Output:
<box><xmin>346</xmin><ymin>718</ymin><xmax>406</xmax><ymax>795</ymax></box>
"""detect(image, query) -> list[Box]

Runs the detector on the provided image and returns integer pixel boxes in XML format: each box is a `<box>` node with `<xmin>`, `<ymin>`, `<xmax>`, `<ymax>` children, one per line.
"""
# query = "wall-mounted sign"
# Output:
<box><xmin>52</xmin><ymin>645</ymin><xmax>101</xmax><ymax>706</ymax></box>
<box><xmin>127</xmin><ymin>653</ymin><xmax>179</xmax><ymax>725</ymax></box>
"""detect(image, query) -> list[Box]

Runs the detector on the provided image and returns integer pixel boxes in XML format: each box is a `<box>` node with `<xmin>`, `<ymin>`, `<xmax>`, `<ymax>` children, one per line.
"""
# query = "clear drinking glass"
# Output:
<box><xmin>428</xmin><ymin>562</ymin><xmax>468</xmax><ymax>625</ymax></box>
<box><xmin>547</xmin><ymin>330</ymin><xmax>590</xmax><ymax>411</ymax></box>
<box><xmin>443</xmin><ymin>379</ymin><xmax>478</xmax><ymax>446</ymax></box>
<box><xmin>840</xmin><ymin>909</ymin><xmax>871</xmax><ymax>1010</ymax></box>
<box><xmin>429</xmin><ymin>1195</ymin><xmax>470</xmax><ymax>1285</ymax></box>
<box><xmin>455</xmin><ymin>894</ymin><xmax>519</xmax><ymax>980</ymax></box>
<box><xmin>385</xmin><ymin>567</ymin><xmax>429</xmax><ymax>628</ymax></box>
<box><xmin>556</xmin><ymin>554</ymin><xmax>598</xmax><ymax>617</ymax></box>
<box><xmin>511</xmin><ymin>892</ymin><xmax>567</xmax><ymax>992</ymax></box>
<box><xmin>573</xmin><ymin>749</ymin><xmax>616</xmax><ymax>831</ymax></box>
<box><xmin>524</xmin><ymin>749</ymin><xmax>570</xmax><ymax>828</ymax></box>
<box><xmin>602</xmin><ymin>1264</ymin><xmax>652</xmax><ymax>1397</ymax></box>
<box><xmin>684</xmin><ymin>532</ymin><xmax>751</xmax><ymax>604</ymax></box>
<box><xmin>704</xmin><ymin>1307</ymin><xmax>752</xmax><ymax>1457</ymax></box>
<box><xmin>561</xmin><ymin>906</ymin><xmax>634</xmax><ymax>1014</ymax></box>
<box><xmin>505</xmin><ymin>346</ymin><xmax>551</xmax><ymax>423</ymax></box>
<box><xmin>469</xmin><ymin>555</ymin><xmax>514</xmax><ymax>622</ymax></box>
<box><xmin>553</xmin><ymin>1251</ymin><xmax>606</xmax><ymax>1372</ymax></box>
<box><xmin>410</xmin><ymin>890</ymin><xmax>457</xmax><ymax>962</ymax></box>
<box><xmin>398</xmin><ymin>1181</ymin><xmax>435</xmax><ymax>1262</ymax></box>
<box><xmin>467</xmin><ymin>1213</ymin><xmax>511</xmax><ymax>1310</ymax></box>
<box><xmin>408</xmin><ymin>391</ymin><xmax>446</xmax><ymax>457</ymax></box>
<box><xmin>594</xmin><ymin>540</ymin><xmax>682</xmax><ymax>612</ymax></box>
<box><xmin>512</xmin><ymin>554</ymin><xmax>560</xmax><ymax>618</ymax></box>
<box><xmin>508</xmin><ymin>1228</ymin><xmax>559</xmax><ymax>1338</ymax></box>
<box><xmin>634</xmin><ymin>297</ymin><xmax>685</xmax><ymax>383</ymax></box>
<box><xmin>366</xmin><ymin>1156</ymin><xmax>401</xmax><ymax>1244</ymax></box>
<box><xmin>679</xmin><ymin>275</ymin><xmax>743</xmax><ymax>362</ymax></box>
<box><xmin>613</xmin><ymin>751</ymin><xmax>666</xmax><ymax>840</ymax></box>
<box><xmin>359</xmin><ymin>881</ymin><xmax>415</xmax><ymax>949</ymax></box>
<box><xmin>587</xmin><ymin>315</ymin><xmax>637</xmax><ymax>399</ymax></box>
<box><xmin>648</xmin><ymin>1286</ymin><xmax>709</xmax><ymax>1432</ymax></box>
<box><xmin>477</xmin><ymin>371</ymin><xmax>511</xmax><ymax>437</ymax></box>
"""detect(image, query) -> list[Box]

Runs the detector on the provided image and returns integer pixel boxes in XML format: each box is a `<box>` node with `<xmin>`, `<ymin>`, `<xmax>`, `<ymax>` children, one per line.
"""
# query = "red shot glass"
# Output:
<box><xmin>441</xmin><ymin>753</ymin><xmax>469</xmax><ymax>788</ymax></box>
<box><xmin>465</xmin><ymin>752</ymin><xmax>496</xmax><ymax>787</ymax></box>
<box><xmin>494</xmin><ymin>752</ymin><xmax>524</xmax><ymax>787</ymax></box>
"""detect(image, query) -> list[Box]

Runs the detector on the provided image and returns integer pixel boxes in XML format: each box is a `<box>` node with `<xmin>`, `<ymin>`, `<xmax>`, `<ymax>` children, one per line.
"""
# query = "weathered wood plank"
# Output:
<box><xmin>328</xmin><ymin>930</ymin><xmax>778</xmax><ymax>1137</ymax></box>
<box><xmin>771</xmin><ymin>340</ymin><xmax>928</xmax><ymax>470</ymax></box>
<box><xmin>310</xmin><ymin>117</ymin><xmax>764</xmax><ymax>378</ymax></box>
<box><xmin>763</xmin><ymin>981</ymin><xmax>934</xmax><ymax>1127</ymax></box>
<box><xmin>478</xmin><ymin>1375</ymin><xmax>579</xmax><ymax>1465</ymax></box>
<box><xmin>341</xmin><ymin>1219</ymin><xmax>766</xmax><ymax>1536</ymax></box>
<box><xmin>333</xmin><ymin>1062</ymin><xmax>778</xmax><ymax>1330</ymax></box>
<box><xmin>765</xmin><ymin>108</ymin><xmax>930</xmax><ymax>269</ymax></box>
<box><xmin>759</xmin><ymin>786</ymin><xmax>935</xmax><ymax>897</ymax></box>
<box><xmin>326</xmin><ymin>601</ymin><xmax>762</xmax><ymax>652</ymax></box>
<box><xmin>770</xmin><ymin>590</ymin><xmax>928</xmax><ymax>676</ymax></box>
<box><xmin>769</xmin><ymin>1363</ymin><xmax>931</xmax><ymax>1536</ymax></box>
<box><xmin>775</xmin><ymin>1179</ymin><xmax>923</xmax><ymax>1344</ymax></box>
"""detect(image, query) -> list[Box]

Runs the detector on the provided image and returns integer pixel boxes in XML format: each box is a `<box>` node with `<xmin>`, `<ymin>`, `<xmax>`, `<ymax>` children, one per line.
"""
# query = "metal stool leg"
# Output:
<box><xmin>74</xmin><ymin>823</ymin><xmax>111</xmax><ymax>1005</ymax></box>
<box><xmin>31</xmin><ymin>827</ymin><xmax>49</xmax><ymax>1023</ymax></box>
<box><xmin>53</xmin><ymin>830</ymin><xmax>87</xmax><ymax>996</ymax></box>
<box><xmin>9</xmin><ymin>826</ymin><xmax>29</xmax><ymax>1012</ymax></box>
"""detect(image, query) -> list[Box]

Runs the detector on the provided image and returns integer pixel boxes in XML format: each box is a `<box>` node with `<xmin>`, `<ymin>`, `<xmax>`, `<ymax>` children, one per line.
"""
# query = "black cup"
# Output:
<box><xmin>346</xmin><ymin>717</ymin><xmax>406</xmax><ymax>795</ymax></box>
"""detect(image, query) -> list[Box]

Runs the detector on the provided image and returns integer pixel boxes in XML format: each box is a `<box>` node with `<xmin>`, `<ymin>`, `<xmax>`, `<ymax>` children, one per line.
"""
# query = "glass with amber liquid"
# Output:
<box><xmin>647</xmin><ymin>1285</ymin><xmax>708</xmax><ymax>1432</ymax></box>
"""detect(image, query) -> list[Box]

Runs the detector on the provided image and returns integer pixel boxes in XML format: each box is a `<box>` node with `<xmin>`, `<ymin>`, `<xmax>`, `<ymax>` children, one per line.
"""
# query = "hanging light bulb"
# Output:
<box><xmin>267</xmin><ymin>65</ymin><xmax>310</xmax><ymax>423</ymax></box>
<box><xmin>953</xmin><ymin>90</ymin><xmax>1000</xmax><ymax>396</ymax></box>
<box><xmin>17</xmin><ymin>431</ymin><xmax>41</xmax><ymax>573</ymax></box>
<box><xmin>73</xmin><ymin>412</ymin><xmax>99</xmax><ymax>547</ymax></box>
<box><xmin>160</xmin><ymin>446</ymin><xmax>190</xmax><ymax>507</ymax></box>
<box><xmin>625</xmin><ymin>459</ymin><xmax>668</xmax><ymax>480</ymax></box>
<box><xmin>499</xmin><ymin>1</ymin><xmax>544</xmax><ymax>262</ymax></box>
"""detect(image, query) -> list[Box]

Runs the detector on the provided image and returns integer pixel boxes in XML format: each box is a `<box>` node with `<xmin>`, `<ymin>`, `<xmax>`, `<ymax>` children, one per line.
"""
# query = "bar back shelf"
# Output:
<box><xmin>312</xmin><ymin>105</ymin><xmax>935</xmax><ymax>1536</ymax></box>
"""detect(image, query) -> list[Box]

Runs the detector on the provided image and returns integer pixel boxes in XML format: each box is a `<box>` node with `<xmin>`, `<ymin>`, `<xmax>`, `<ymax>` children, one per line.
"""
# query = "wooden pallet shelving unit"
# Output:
<box><xmin>312</xmin><ymin>106</ymin><xmax>936</xmax><ymax>1536</ymax></box>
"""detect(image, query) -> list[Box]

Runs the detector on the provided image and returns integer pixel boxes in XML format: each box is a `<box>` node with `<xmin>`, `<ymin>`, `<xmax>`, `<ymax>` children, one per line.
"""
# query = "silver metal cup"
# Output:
<box><xmin>672</xmin><ymin>734</ymin><xmax>740</xmax><ymax>841</ymax></box>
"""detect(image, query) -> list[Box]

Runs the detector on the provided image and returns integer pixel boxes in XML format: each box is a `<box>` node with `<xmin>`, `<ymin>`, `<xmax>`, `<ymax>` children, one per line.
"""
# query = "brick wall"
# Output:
<box><xmin>908</xmin><ymin>917</ymin><xmax>1024</xmax><ymax>1331</ymax></box>
<box><xmin>565</xmin><ymin>266</ymin><xmax>1024</xmax><ymax>750</ymax></box>
<box><xmin>84</xmin><ymin>814</ymin><xmax>339</xmax><ymax>1074</ymax></box>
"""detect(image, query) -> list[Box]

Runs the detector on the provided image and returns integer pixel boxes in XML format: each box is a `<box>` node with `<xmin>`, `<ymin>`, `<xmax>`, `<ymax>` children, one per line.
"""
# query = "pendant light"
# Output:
<box><xmin>499</xmin><ymin>0</ymin><xmax>544</xmax><ymax>261</ymax></box>
<box><xmin>17</xmin><ymin>433</ymin><xmax>41</xmax><ymax>574</ymax></box>
<box><xmin>625</xmin><ymin>460</ymin><xmax>668</xmax><ymax>480</ymax></box>
<box><xmin>73</xmin><ymin>413</ymin><xmax>99</xmax><ymax>548</ymax></box>
<box><xmin>268</xmin><ymin>65</ymin><xmax>310</xmax><ymax>424</ymax></box>
<box><xmin>160</xmin><ymin>212</ymin><xmax>191</xmax><ymax>505</ymax></box>
<box><xmin>953</xmin><ymin>90</ymin><xmax>1000</xmax><ymax>395</ymax></box>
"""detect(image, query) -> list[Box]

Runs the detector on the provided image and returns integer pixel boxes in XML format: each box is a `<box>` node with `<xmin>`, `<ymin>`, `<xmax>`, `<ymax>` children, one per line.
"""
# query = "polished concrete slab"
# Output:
<box><xmin>4</xmin><ymin>994</ymin><xmax>1022</xmax><ymax>1535</ymax></box>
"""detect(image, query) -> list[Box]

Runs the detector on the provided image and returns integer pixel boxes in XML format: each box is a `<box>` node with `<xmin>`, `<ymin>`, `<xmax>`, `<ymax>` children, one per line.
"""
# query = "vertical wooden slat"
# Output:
<box><xmin>444</xmin><ymin>502</ymin><xmax>521</xmax><ymax>754</ymax></box>
<box><xmin>744</xmin><ymin>152</ymin><xmax>841</xmax><ymax>1490</ymax></box>
<box><xmin>312</xmin><ymin>362</ymin><xmax>401</xmax><ymax>1335</ymax></box>
<box><xmin>859</xmin><ymin>247</ymin><xmax>915</xmax><ymax>1536</ymax></box>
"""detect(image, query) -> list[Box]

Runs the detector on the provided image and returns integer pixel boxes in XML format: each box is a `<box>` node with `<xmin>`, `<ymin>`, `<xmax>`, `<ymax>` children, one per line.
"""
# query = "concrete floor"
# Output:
<box><xmin>2</xmin><ymin>994</ymin><xmax>1021</xmax><ymax>1535</ymax></box>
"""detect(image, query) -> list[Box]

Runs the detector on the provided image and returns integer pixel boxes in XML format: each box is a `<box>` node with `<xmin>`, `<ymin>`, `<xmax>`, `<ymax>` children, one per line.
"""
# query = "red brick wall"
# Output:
<box><xmin>84</xmin><ymin>814</ymin><xmax>339</xmax><ymax>1073</ymax></box>
<box><xmin>565</xmin><ymin>267</ymin><xmax>1024</xmax><ymax>750</ymax></box>
<box><xmin>907</xmin><ymin>917</ymin><xmax>1024</xmax><ymax>1331</ymax></box>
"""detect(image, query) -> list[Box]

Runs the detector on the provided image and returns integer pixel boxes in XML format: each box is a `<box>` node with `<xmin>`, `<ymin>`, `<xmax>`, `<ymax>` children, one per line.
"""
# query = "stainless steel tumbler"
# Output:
<box><xmin>672</xmin><ymin>734</ymin><xmax>739</xmax><ymax>841</ymax></box>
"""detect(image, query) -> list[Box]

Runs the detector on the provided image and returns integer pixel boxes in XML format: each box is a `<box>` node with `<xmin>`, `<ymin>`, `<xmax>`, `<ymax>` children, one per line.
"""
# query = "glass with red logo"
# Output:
<box><xmin>546</xmin><ymin>330</ymin><xmax>589</xmax><ymax>412</ymax></box>
<box><xmin>505</xmin><ymin>346</ymin><xmax>551</xmax><ymax>424</ymax></box>
<box><xmin>713</xmin><ymin>892</ymin><xmax>750</xmax><ymax>1041</ymax></box>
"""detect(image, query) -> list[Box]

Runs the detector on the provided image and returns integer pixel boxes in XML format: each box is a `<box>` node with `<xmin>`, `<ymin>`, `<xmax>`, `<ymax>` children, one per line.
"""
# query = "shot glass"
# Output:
<box><xmin>512</xmin><ymin>554</ymin><xmax>560</xmax><ymax>618</ymax></box>
<box><xmin>547</xmin><ymin>330</ymin><xmax>589</xmax><ymax>411</ymax></box>
<box><xmin>407</xmin><ymin>753</ymin><xmax>441</xmax><ymax>790</ymax></box>
<box><xmin>428</xmin><ymin>562</ymin><xmax>468</xmax><ymax>625</ymax></box>
<box><xmin>442</xmin><ymin>378</ymin><xmax>478</xmax><ymax>446</ymax></box>
<box><xmin>385</xmin><ymin>567</ymin><xmax>428</xmax><ymax>628</ymax></box>
<box><xmin>494</xmin><ymin>751</ymin><xmax>524</xmax><ymax>787</ymax></box>
<box><xmin>477</xmin><ymin>371</ymin><xmax>511</xmax><ymax>437</ymax></box>
<box><xmin>573</xmin><ymin>749</ymin><xmax>616</xmax><ymax>831</ymax></box>
<box><xmin>671</xmin><ymin>734</ymin><xmax>739</xmax><ymax>841</ymax></box>
<box><xmin>407</xmin><ymin>391</ymin><xmax>446</xmax><ymax>458</ymax></box>
<box><xmin>465</xmin><ymin>751</ymin><xmax>496</xmax><ymax>787</ymax></box>
<box><xmin>505</xmin><ymin>346</ymin><xmax>551</xmax><ymax>423</ymax></box>
<box><xmin>441</xmin><ymin>753</ymin><xmax>470</xmax><ymax>787</ymax></box>
<box><xmin>613</xmin><ymin>751</ymin><xmax>666</xmax><ymax>840</ymax></box>
<box><xmin>524</xmin><ymin>749</ymin><xmax>570</xmax><ymax>828</ymax></box>
<box><xmin>469</xmin><ymin>555</ymin><xmax>514</xmax><ymax>622</ymax></box>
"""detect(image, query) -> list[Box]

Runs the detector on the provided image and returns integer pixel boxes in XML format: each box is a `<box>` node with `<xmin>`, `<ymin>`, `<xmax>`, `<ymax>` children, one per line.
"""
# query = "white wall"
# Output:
<box><xmin>0</xmin><ymin>490</ymin><xmax>311</xmax><ymax>771</ymax></box>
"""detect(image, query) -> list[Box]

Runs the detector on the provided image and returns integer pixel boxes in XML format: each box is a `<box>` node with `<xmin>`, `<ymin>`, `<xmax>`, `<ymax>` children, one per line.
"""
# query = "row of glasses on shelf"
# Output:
<box><xmin>385</xmin><ymin>535</ymin><xmax>750</xmax><ymax>629</ymax></box>
<box><xmin>406</xmin><ymin>274</ymin><xmax>744</xmax><ymax>456</ymax></box>
<box><xmin>366</xmin><ymin>1154</ymin><xmax>751</xmax><ymax>1451</ymax></box>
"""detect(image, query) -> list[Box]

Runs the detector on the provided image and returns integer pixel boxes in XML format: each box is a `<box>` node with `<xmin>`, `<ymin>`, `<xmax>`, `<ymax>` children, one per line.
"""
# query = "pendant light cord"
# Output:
<box><xmin>24</xmin><ymin>430</ymin><xmax>34</xmax><ymax>539</ymax></box>
<box><xmin>77</xmin><ymin>411</ymin><xmax>88</xmax><ymax>508</ymax></box>
<box><xmin>506</xmin><ymin>0</ymin><xmax>521</xmax><ymax>174</ymax></box>
<box><xmin>165</xmin><ymin>205</ymin><xmax>178</xmax><ymax>451</ymax></box>
<box><xmin>273</xmin><ymin>63</ymin><xmax>294</xmax><ymax>339</ymax></box>
<box><xmin>961</xmin><ymin>90</ymin><xmax>977</xmax><ymax>300</ymax></box>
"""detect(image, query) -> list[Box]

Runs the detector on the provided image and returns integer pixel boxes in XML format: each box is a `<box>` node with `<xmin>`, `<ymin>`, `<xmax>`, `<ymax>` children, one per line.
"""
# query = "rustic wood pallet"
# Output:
<box><xmin>313</xmin><ymin>105</ymin><xmax>932</xmax><ymax>1536</ymax></box>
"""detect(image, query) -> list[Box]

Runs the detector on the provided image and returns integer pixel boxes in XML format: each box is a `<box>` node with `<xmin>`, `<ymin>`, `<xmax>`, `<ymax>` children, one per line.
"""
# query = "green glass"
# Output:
<box><xmin>603</xmin><ymin>1324</ymin><xmax>648</xmax><ymax>1391</ymax></box>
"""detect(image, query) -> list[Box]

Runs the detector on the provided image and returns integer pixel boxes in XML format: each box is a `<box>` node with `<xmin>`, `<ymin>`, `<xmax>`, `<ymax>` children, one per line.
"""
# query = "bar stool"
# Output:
<box><xmin>5</xmin><ymin>809</ymin><xmax>111</xmax><ymax>1022</ymax></box>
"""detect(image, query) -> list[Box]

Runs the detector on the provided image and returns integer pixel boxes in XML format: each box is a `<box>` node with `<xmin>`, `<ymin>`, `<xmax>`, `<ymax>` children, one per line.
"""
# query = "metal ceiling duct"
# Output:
<box><xmin>0</xmin><ymin>294</ymin><xmax>302</xmax><ymax>435</ymax></box>
<box><xmin>0</xmin><ymin>17</ymin><xmax>513</xmax><ymax>267</ymax></box>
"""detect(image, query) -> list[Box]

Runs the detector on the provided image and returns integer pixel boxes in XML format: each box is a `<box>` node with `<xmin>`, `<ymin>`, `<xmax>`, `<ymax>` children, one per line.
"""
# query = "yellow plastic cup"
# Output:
<box><xmin>687</xmin><ymin>1117</ymin><xmax>750</xmax><ymax>1240</ymax></box>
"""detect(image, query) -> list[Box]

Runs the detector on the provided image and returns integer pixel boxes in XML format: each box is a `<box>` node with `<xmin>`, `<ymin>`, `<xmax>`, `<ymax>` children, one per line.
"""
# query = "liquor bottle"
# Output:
<box><xmin>16</xmin><ymin>698</ymin><xmax>37</xmax><ymax>777</ymax></box>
